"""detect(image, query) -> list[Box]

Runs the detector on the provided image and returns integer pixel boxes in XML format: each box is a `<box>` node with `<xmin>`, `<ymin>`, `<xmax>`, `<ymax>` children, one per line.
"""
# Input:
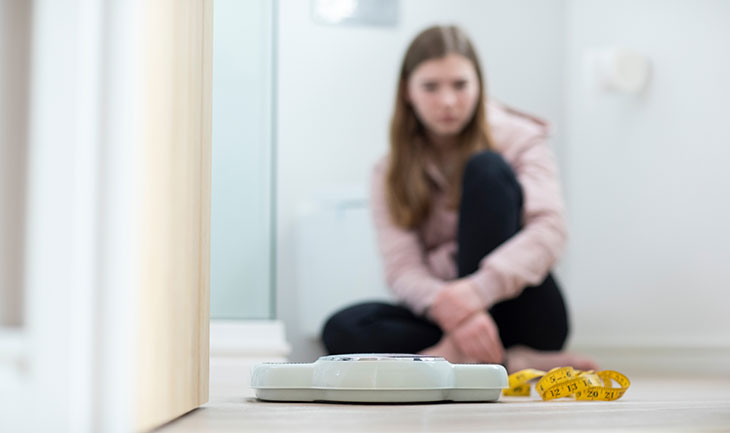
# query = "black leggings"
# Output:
<box><xmin>322</xmin><ymin>151</ymin><xmax>569</xmax><ymax>355</ymax></box>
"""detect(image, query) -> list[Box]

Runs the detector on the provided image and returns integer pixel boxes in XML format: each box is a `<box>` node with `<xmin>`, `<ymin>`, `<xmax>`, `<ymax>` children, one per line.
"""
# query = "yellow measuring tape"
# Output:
<box><xmin>504</xmin><ymin>367</ymin><xmax>630</xmax><ymax>401</ymax></box>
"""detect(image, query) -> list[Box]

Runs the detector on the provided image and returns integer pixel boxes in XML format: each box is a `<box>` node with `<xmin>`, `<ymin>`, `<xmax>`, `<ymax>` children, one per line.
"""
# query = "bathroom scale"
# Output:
<box><xmin>250</xmin><ymin>353</ymin><xmax>508</xmax><ymax>403</ymax></box>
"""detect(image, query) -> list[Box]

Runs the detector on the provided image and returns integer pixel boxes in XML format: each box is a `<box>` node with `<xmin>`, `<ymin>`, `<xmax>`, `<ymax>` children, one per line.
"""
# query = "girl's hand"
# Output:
<box><xmin>428</xmin><ymin>279</ymin><xmax>484</xmax><ymax>332</ymax></box>
<box><xmin>450</xmin><ymin>311</ymin><xmax>504</xmax><ymax>364</ymax></box>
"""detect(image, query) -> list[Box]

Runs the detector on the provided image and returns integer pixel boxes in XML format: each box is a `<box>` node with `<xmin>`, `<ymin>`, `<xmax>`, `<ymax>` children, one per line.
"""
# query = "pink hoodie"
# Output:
<box><xmin>371</xmin><ymin>101</ymin><xmax>567</xmax><ymax>315</ymax></box>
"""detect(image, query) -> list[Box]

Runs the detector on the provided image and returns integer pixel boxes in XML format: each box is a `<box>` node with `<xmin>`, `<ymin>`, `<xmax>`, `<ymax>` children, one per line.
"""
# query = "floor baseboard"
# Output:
<box><xmin>209</xmin><ymin>320</ymin><xmax>292</xmax><ymax>401</ymax></box>
<box><xmin>210</xmin><ymin>319</ymin><xmax>291</xmax><ymax>358</ymax></box>
<box><xmin>569</xmin><ymin>342</ymin><xmax>730</xmax><ymax>377</ymax></box>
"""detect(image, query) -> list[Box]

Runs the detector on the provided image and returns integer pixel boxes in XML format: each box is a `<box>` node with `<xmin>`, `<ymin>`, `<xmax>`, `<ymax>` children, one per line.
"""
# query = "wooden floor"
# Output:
<box><xmin>156</xmin><ymin>358</ymin><xmax>730</xmax><ymax>433</ymax></box>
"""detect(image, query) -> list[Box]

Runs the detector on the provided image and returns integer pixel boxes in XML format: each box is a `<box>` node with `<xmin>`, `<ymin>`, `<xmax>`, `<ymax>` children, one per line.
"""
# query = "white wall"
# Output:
<box><xmin>276</xmin><ymin>0</ymin><xmax>568</xmax><ymax>361</ymax></box>
<box><xmin>562</xmin><ymin>0</ymin><xmax>730</xmax><ymax>348</ymax></box>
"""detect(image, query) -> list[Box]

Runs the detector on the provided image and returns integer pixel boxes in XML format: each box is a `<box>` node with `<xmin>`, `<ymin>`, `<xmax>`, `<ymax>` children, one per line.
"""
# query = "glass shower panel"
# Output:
<box><xmin>210</xmin><ymin>0</ymin><xmax>274</xmax><ymax>319</ymax></box>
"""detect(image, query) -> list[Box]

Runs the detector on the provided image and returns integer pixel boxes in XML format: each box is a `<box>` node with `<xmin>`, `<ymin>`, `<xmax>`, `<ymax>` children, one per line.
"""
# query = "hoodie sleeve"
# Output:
<box><xmin>370</xmin><ymin>159</ymin><xmax>447</xmax><ymax>315</ymax></box>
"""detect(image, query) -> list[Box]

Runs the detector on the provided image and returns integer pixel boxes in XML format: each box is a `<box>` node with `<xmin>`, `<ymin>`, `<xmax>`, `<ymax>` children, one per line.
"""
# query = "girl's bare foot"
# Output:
<box><xmin>419</xmin><ymin>334</ymin><xmax>479</xmax><ymax>364</ymax></box>
<box><xmin>504</xmin><ymin>345</ymin><xmax>599</xmax><ymax>374</ymax></box>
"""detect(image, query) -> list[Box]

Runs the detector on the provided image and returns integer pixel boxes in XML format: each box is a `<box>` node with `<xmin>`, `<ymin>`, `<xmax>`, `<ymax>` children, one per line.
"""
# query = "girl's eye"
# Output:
<box><xmin>453</xmin><ymin>81</ymin><xmax>467</xmax><ymax>90</ymax></box>
<box><xmin>423</xmin><ymin>83</ymin><xmax>438</xmax><ymax>92</ymax></box>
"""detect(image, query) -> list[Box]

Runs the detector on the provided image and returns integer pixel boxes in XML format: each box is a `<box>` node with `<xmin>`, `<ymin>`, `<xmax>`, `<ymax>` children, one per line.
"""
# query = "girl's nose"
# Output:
<box><xmin>439</xmin><ymin>89</ymin><xmax>457</xmax><ymax>106</ymax></box>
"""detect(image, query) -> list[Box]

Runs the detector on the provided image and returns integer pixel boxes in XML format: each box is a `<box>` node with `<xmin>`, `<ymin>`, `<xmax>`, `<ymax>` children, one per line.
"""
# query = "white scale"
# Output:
<box><xmin>251</xmin><ymin>354</ymin><xmax>508</xmax><ymax>403</ymax></box>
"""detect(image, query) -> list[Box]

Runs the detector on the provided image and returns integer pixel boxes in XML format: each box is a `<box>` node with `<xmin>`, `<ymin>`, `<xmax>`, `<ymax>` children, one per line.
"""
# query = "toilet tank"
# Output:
<box><xmin>295</xmin><ymin>186</ymin><xmax>394</xmax><ymax>337</ymax></box>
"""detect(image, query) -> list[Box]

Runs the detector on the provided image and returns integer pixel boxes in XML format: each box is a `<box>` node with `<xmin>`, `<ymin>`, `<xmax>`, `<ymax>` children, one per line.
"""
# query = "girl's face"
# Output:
<box><xmin>406</xmin><ymin>53</ymin><xmax>481</xmax><ymax>139</ymax></box>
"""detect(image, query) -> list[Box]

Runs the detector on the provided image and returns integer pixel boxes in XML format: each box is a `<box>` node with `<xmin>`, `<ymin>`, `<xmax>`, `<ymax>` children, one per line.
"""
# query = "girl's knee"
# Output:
<box><xmin>463</xmin><ymin>151</ymin><xmax>517</xmax><ymax>187</ymax></box>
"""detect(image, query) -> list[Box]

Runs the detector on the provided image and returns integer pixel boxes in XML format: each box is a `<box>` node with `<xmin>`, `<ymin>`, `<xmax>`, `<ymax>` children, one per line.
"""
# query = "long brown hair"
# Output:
<box><xmin>386</xmin><ymin>25</ymin><xmax>494</xmax><ymax>229</ymax></box>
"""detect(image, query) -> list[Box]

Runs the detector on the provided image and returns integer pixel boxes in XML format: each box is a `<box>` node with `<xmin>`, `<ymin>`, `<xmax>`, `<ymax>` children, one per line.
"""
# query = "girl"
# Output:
<box><xmin>321</xmin><ymin>25</ymin><xmax>597</xmax><ymax>373</ymax></box>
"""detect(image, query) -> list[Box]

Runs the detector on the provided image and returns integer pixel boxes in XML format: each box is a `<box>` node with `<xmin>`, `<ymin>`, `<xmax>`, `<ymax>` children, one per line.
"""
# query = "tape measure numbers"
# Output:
<box><xmin>504</xmin><ymin>366</ymin><xmax>630</xmax><ymax>401</ymax></box>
